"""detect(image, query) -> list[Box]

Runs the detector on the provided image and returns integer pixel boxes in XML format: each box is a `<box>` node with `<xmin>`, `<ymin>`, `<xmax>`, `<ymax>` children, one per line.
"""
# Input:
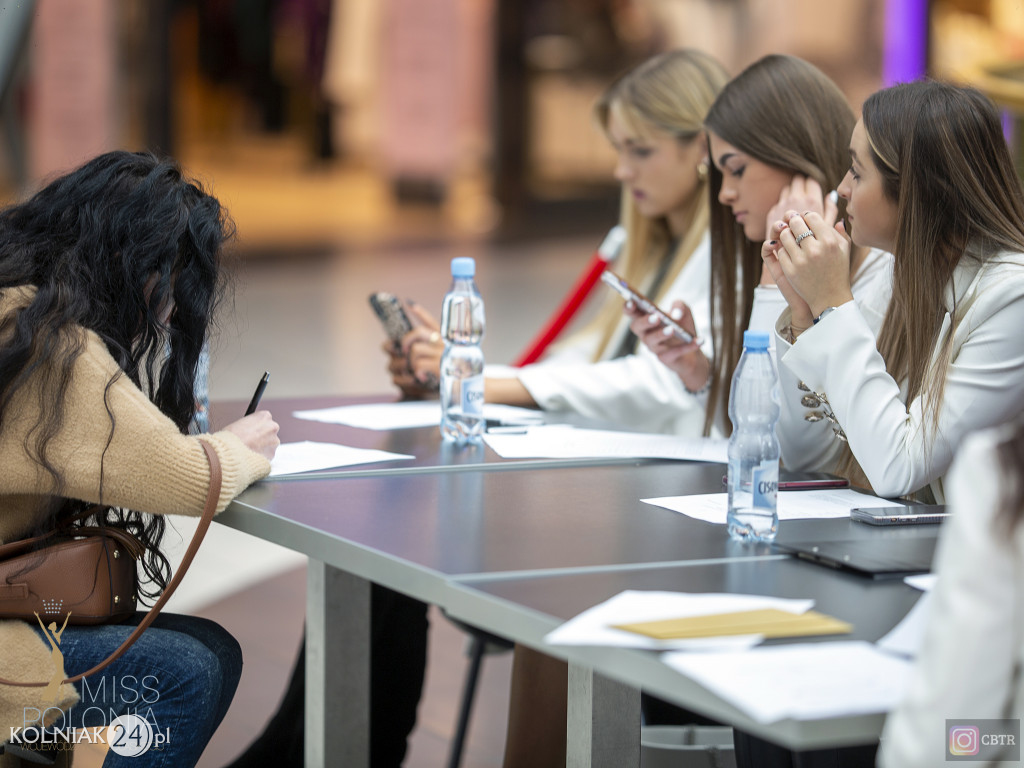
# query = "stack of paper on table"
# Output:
<box><xmin>268</xmin><ymin>441</ymin><xmax>414</xmax><ymax>477</ymax></box>
<box><xmin>294</xmin><ymin>402</ymin><xmax>545</xmax><ymax>430</ymax></box>
<box><xmin>663</xmin><ymin>641</ymin><xmax>912</xmax><ymax>723</ymax></box>
<box><xmin>483</xmin><ymin>425</ymin><xmax>729</xmax><ymax>462</ymax></box>
<box><xmin>542</xmin><ymin>590</ymin><xmax>816</xmax><ymax>651</ymax></box>
<box><xmin>545</xmin><ymin>589</ymin><xmax>917</xmax><ymax>723</ymax></box>
<box><xmin>642</xmin><ymin>489</ymin><xmax>904</xmax><ymax>523</ymax></box>
<box><xmin>614</xmin><ymin>608</ymin><xmax>851</xmax><ymax>641</ymax></box>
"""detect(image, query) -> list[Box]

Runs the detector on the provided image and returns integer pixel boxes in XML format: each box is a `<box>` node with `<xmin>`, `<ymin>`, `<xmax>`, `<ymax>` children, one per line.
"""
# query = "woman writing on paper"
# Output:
<box><xmin>0</xmin><ymin>151</ymin><xmax>280</xmax><ymax>767</ymax></box>
<box><xmin>385</xmin><ymin>48</ymin><xmax>729</xmax><ymax>435</ymax></box>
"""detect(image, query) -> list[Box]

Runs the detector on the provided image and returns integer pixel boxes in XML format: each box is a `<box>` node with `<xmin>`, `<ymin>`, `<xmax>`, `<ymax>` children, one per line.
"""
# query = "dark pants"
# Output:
<box><xmin>225</xmin><ymin>584</ymin><xmax>430</xmax><ymax>768</ymax></box>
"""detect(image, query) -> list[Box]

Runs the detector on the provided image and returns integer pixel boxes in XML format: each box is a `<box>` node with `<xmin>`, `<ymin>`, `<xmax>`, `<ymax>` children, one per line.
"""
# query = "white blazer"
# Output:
<box><xmin>774</xmin><ymin>250</ymin><xmax>1024</xmax><ymax>501</ymax></box>
<box><xmin>515</xmin><ymin>232</ymin><xmax>712</xmax><ymax>436</ymax></box>
<box><xmin>878</xmin><ymin>427</ymin><xmax>1024</xmax><ymax>767</ymax></box>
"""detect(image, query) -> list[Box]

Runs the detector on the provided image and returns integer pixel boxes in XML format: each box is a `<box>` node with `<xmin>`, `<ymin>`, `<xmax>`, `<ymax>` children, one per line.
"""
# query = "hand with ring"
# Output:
<box><xmin>760</xmin><ymin>178</ymin><xmax>840</xmax><ymax>330</ymax></box>
<box><xmin>760</xmin><ymin>176</ymin><xmax>833</xmax><ymax>286</ymax></box>
<box><xmin>769</xmin><ymin>207</ymin><xmax>854</xmax><ymax>321</ymax></box>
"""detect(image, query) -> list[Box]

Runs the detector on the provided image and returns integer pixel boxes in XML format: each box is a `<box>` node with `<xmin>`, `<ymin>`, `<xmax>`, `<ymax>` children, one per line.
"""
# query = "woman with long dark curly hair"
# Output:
<box><xmin>0</xmin><ymin>150</ymin><xmax>279</xmax><ymax>767</ymax></box>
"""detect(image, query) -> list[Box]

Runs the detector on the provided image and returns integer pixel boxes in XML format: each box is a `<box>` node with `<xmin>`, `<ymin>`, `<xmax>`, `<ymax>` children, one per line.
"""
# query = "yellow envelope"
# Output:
<box><xmin>612</xmin><ymin>608</ymin><xmax>852</xmax><ymax>641</ymax></box>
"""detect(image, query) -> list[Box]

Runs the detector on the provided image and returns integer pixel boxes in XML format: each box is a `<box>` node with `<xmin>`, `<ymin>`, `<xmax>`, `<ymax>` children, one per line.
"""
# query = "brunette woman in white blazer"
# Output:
<box><xmin>764</xmin><ymin>80</ymin><xmax>1024</xmax><ymax>502</ymax></box>
<box><xmin>879</xmin><ymin>423</ymin><xmax>1024</xmax><ymax>767</ymax></box>
<box><xmin>629</xmin><ymin>55</ymin><xmax>893</xmax><ymax>436</ymax></box>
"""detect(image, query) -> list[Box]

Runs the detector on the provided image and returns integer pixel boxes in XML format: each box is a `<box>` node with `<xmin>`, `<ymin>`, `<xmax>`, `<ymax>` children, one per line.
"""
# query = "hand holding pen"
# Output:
<box><xmin>245</xmin><ymin>371</ymin><xmax>270</xmax><ymax>415</ymax></box>
<box><xmin>223</xmin><ymin>371</ymin><xmax>280</xmax><ymax>460</ymax></box>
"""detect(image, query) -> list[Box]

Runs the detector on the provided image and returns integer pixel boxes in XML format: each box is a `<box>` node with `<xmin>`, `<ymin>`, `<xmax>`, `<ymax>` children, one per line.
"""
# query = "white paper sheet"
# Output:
<box><xmin>876</xmin><ymin>591</ymin><xmax>933</xmax><ymax>659</ymax></box>
<box><xmin>904</xmin><ymin>573</ymin><xmax>937</xmax><ymax>592</ymax></box>
<box><xmin>483</xmin><ymin>425</ymin><xmax>729</xmax><ymax>462</ymax></box>
<box><xmin>293</xmin><ymin>402</ymin><xmax>545</xmax><ymax>430</ymax></box>
<box><xmin>642</xmin><ymin>489</ymin><xmax>904</xmax><ymax>524</ymax></box>
<box><xmin>663</xmin><ymin>641</ymin><xmax>912</xmax><ymax>723</ymax></box>
<box><xmin>542</xmin><ymin>590</ymin><xmax>814</xmax><ymax>651</ymax></box>
<box><xmin>268</xmin><ymin>441</ymin><xmax>414</xmax><ymax>476</ymax></box>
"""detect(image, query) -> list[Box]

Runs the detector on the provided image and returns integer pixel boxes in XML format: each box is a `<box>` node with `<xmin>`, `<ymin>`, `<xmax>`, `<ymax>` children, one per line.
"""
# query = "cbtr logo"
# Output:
<box><xmin>950</xmin><ymin>726</ymin><xmax>980</xmax><ymax>756</ymax></box>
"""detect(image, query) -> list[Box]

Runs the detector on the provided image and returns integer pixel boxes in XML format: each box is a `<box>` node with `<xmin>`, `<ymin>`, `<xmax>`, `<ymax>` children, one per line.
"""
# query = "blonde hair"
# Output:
<box><xmin>703</xmin><ymin>55</ymin><xmax>855</xmax><ymax>436</ymax></box>
<box><xmin>576</xmin><ymin>49</ymin><xmax>728</xmax><ymax>361</ymax></box>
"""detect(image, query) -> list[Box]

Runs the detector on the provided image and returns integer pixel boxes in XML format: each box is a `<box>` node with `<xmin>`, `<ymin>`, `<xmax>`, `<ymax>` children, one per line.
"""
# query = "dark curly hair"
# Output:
<box><xmin>0</xmin><ymin>150</ymin><xmax>234</xmax><ymax>601</ymax></box>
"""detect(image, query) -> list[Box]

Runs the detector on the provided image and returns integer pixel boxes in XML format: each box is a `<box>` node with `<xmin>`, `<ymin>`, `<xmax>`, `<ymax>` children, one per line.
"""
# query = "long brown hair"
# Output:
<box><xmin>864</xmin><ymin>81</ymin><xmax>1024</xmax><ymax>441</ymax></box>
<box><xmin>578</xmin><ymin>48</ymin><xmax>727</xmax><ymax>361</ymax></box>
<box><xmin>703</xmin><ymin>55</ymin><xmax>854</xmax><ymax>434</ymax></box>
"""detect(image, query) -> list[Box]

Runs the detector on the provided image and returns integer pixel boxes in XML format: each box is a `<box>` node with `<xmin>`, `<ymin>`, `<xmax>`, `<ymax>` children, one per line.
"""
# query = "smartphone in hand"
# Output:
<box><xmin>600</xmin><ymin>270</ymin><xmax>696</xmax><ymax>344</ymax></box>
<box><xmin>369</xmin><ymin>292</ymin><xmax>414</xmax><ymax>345</ymax></box>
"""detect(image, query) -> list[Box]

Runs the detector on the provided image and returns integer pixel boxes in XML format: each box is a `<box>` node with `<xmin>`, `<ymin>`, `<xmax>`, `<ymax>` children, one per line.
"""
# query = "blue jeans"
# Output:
<box><xmin>30</xmin><ymin>612</ymin><xmax>242</xmax><ymax>768</ymax></box>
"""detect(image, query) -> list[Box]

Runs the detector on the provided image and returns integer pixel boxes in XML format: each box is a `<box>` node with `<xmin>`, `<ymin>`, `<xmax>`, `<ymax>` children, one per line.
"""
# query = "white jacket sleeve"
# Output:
<box><xmin>878</xmin><ymin>430</ymin><xmax>1023</xmax><ymax>767</ymax></box>
<box><xmin>779</xmin><ymin>259</ymin><xmax>1024</xmax><ymax>499</ymax></box>
<box><xmin>517</xmin><ymin>341</ymin><xmax>707</xmax><ymax>435</ymax></box>
<box><xmin>772</xmin><ymin>248</ymin><xmax>895</xmax><ymax>478</ymax></box>
<box><xmin>515</xmin><ymin>232</ymin><xmax>713</xmax><ymax>436</ymax></box>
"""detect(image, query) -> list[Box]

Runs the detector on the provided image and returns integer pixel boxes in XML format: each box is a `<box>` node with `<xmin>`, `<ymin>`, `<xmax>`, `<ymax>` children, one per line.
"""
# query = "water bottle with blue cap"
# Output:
<box><xmin>440</xmin><ymin>257</ymin><xmax>486</xmax><ymax>444</ymax></box>
<box><xmin>726</xmin><ymin>330</ymin><xmax>780</xmax><ymax>541</ymax></box>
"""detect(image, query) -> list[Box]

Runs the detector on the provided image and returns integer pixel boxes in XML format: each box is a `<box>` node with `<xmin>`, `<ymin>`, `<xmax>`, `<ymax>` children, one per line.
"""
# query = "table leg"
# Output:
<box><xmin>566</xmin><ymin>662</ymin><xmax>641</xmax><ymax>767</ymax></box>
<box><xmin>305</xmin><ymin>561</ymin><xmax>371</xmax><ymax>768</ymax></box>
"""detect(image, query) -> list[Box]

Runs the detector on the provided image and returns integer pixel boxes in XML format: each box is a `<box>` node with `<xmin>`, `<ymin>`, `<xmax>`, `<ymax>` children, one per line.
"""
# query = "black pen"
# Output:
<box><xmin>245</xmin><ymin>371</ymin><xmax>270</xmax><ymax>416</ymax></box>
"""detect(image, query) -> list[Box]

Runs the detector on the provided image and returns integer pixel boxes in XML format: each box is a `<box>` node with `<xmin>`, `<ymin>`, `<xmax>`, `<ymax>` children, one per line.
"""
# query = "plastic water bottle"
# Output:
<box><xmin>190</xmin><ymin>342</ymin><xmax>210</xmax><ymax>434</ymax></box>
<box><xmin>440</xmin><ymin>257</ymin><xmax>485</xmax><ymax>444</ymax></box>
<box><xmin>726</xmin><ymin>331</ymin><xmax>780</xmax><ymax>542</ymax></box>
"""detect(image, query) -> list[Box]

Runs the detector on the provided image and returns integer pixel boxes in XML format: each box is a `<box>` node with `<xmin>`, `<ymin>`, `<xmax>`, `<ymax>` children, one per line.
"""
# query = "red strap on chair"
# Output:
<box><xmin>512</xmin><ymin>226</ymin><xmax>626</xmax><ymax>367</ymax></box>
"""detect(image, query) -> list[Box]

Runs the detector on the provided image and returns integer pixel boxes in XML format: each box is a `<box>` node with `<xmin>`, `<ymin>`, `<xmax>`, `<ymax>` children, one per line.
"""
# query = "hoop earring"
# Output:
<box><xmin>696</xmin><ymin>162</ymin><xmax>709</xmax><ymax>183</ymax></box>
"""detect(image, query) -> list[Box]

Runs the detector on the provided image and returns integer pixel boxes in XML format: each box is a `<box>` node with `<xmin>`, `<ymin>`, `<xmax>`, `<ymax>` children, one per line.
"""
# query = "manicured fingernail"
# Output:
<box><xmin>662</xmin><ymin>325</ymin><xmax>674</xmax><ymax>336</ymax></box>
<box><xmin>828</xmin><ymin>190</ymin><xmax>838</xmax><ymax>203</ymax></box>
<box><xmin>624</xmin><ymin>300</ymin><xmax>634</xmax><ymax>311</ymax></box>
<box><xmin>769</xmin><ymin>240</ymin><xmax>777</xmax><ymax>245</ymax></box>
<box><xmin>648</xmin><ymin>313</ymin><xmax>659</xmax><ymax>325</ymax></box>
<box><xmin>775</xmin><ymin>220</ymin><xmax>787</xmax><ymax>230</ymax></box>
<box><xmin>670</xmin><ymin>307</ymin><xmax>683</xmax><ymax>321</ymax></box>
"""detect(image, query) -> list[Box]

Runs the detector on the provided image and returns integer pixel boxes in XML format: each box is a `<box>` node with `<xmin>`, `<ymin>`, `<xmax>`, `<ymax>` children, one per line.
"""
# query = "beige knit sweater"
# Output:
<box><xmin>0</xmin><ymin>287</ymin><xmax>271</xmax><ymax>737</ymax></box>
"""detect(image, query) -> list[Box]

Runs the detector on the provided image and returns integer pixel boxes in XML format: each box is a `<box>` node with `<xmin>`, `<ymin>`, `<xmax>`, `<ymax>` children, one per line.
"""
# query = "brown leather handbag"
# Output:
<box><xmin>0</xmin><ymin>439</ymin><xmax>223</xmax><ymax>687</ymax></box>
<box><xmin>0</xmin><ymin>524</ymin><xmax>144</xmax><ymax>625</ymax></box>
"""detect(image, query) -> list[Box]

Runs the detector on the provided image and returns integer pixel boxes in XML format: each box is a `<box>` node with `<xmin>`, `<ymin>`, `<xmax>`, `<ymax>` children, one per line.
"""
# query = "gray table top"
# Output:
<box><xmin>212</xmin><ymin>395</ymin><xmax>662</xmax><ymax>478</ymax></box>
<box><xmin>220</xmin><ymin>460</ymin><xmax>752</xmax><ymax>602</ymax></box>
<box><xmin>443</xmin><ymin>556</ymin><xmax>924</xmax><ymax>750</ymax></box>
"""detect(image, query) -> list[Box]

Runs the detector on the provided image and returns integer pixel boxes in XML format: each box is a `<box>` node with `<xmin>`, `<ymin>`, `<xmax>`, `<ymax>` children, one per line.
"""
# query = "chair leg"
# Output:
<box><xmin>446</xmin><ymin>635</ymin><xmax>487</xmax><ymax>768</ymax></box>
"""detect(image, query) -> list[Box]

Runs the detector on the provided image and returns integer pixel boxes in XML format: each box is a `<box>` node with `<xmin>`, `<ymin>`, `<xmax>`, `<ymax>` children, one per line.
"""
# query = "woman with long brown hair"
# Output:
<box><xmin>631</xmin><ymin>55</ymin><xmax>893</xmax><ymax>439</ymax></box>
<box><xmin>765</xmin><ymin>79</ymin><xmax>1024</xmax><ymax>502</ymax></box>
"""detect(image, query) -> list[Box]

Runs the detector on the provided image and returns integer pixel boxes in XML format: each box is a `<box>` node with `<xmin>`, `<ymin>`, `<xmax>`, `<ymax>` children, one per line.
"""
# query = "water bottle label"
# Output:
<box><xmin>461</xmin><ymin>374</ymin><xmax>485</xmax><ymax>416</ymax></box>
<box><xmin>752</xmin><ymin>461</ymin><xmax>778</xmax><ymax>508</ymax></box>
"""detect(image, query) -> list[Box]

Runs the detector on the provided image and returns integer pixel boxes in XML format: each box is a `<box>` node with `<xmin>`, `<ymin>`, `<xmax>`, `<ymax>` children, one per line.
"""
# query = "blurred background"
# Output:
<box><xmin>3</xmin><ymin>1</ymin><xmax>1024</xmax><ymax>765</ymax></box>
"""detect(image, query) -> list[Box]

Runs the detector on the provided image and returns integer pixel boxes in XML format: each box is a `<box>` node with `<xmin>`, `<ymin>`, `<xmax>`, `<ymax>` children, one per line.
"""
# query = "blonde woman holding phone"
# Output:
<box><xmin>387</xmin><ymin>48</ymin><xmax>729</xmax><ymax>436</ymax></box>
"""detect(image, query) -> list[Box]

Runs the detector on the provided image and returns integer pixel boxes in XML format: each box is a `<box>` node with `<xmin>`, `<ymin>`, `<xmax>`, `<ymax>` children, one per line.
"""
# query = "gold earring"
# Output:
<box><xmin>697</xmin><ymin>162</ymin><xmax>709</xmax><ymax>183</ymax></box>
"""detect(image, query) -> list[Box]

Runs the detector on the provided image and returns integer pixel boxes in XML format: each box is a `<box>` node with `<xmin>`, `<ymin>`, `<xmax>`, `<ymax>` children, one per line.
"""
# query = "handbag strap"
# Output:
<box><xmin>0</xmin><ymin>439</ymin><xmax>223</xmax><ymax>688</ymax></box>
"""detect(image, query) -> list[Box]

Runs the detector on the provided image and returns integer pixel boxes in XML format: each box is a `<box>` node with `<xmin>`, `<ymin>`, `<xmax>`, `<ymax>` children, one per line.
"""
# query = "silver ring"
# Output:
<box><xmin>794</xmin><ymin>230</ymin><xmax>814</xmax><ymax>245</ymax></box>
